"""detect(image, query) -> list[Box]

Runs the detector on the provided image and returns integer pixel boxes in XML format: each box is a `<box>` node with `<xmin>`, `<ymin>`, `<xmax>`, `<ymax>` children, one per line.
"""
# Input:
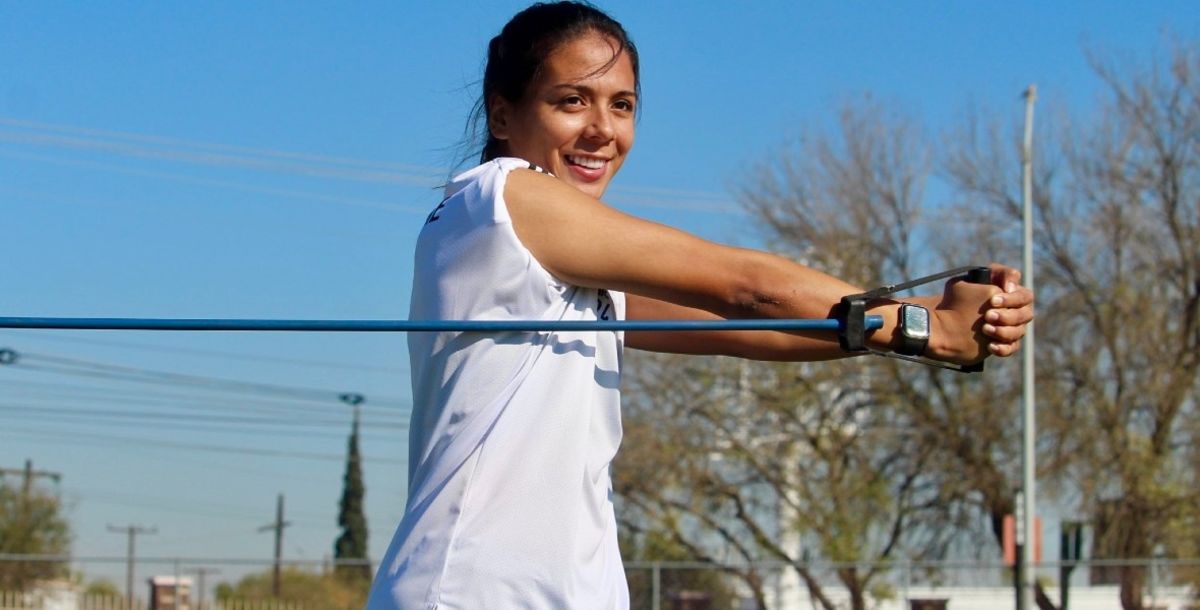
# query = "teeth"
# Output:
<box><xmin>567</xmin><ymin>155</ymin><xmax>605</xmax><ymax>170</ymax></box>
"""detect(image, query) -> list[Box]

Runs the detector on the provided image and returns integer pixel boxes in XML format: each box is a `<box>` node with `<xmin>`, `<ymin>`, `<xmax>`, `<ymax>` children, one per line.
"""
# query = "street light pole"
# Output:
<box><xmin>1019</xmin><ymin>83</ymin><xmax>1038</xmax><ymax>610</ymax></box>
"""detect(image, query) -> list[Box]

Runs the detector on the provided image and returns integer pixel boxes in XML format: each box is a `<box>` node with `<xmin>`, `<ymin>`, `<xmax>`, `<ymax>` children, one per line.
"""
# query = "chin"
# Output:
<box><xmin>580</xmin><ymin>183</ymin><xmax>609</xmax><ymax>199</ymax></box>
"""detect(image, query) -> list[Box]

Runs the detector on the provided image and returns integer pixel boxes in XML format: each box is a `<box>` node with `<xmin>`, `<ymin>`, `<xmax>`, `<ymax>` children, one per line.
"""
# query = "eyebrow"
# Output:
<box><xmin>549</xmin><ymin>83</ymin><xmax>638</xmax><ymax>100</ymax></box>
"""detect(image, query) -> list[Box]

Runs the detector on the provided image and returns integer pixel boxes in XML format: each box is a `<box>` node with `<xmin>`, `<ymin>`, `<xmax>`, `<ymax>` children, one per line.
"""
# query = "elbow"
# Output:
<box><xmin>721</xmin><ymin>262</ymin><xmax>786</xmax><ymax>319</ymax></box>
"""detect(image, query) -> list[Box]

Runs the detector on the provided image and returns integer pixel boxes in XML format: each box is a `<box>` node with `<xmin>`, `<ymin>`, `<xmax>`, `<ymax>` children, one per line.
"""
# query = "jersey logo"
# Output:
<box><xmin>425</xmin><ymin>197</ymin><xmax>449</xmax><ymax>224</ymax></box>
<box><xmin>597</xmin><ymin>289</ymin><xmax>613</xmax><ymax>321</ymax></box>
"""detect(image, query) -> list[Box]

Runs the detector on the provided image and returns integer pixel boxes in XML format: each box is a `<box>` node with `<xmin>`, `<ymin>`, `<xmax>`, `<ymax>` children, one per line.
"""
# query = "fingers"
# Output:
<box><xmin>989</xmin><ymin>286</ymin><xmax>1035</xmax><ymax>309</ymax></box>
<box><xmin>989</xmin><ymin>263</ymin><xmax>1023</xmax><ymax>293</ymax></box>
<box><xmin>988</xmin><ymin>339</ymin><xmax>1022</xmax><ymax>357</ymax></box>
<box><xmin>985</xmin><ymin>296</ymin><xmax>1035</xmax><ymax>326</ymax></box>
<box><xmin>981</xmin><ymin>274</ymin><xmax>1033</xmax><ymax>357</ymax></box>
<box><xmin>982</xmin><ymin>321</ymin><xmax>1026</xmax><ymax>342</ymax></box>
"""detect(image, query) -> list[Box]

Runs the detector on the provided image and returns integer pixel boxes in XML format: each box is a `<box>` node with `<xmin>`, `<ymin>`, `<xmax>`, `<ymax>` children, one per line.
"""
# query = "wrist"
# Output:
<box><xmin>863</xmin><ymin>300</ymin><xmax>939</xmax><ymax>356</ymax></box>
<box><xmin>924</xmin><ymin>310</ymin><xmax>951</xmax><ymax>360</ymax></box>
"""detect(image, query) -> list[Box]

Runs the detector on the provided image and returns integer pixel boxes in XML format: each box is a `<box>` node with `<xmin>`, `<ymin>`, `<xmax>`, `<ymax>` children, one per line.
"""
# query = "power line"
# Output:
<box><xmin>0</xmin><ymin>117</ymin><xmax>743</xmax><ymax>215</ymax></box>
<box><xmin>0</xmin><ymin>151</ymin><xmax>430</xmax><ymax>215</ymax></box>
<box><xmin>0</xmin><ymin>127</ymin><xmax>443</xmax><ymax>187</ymax></box>
<box><xmin>0</xmin><ymin>412</ymin><xmax>403</xmax><ymax>441</ymax></box>
<box><xmin>4</xmin><ymin>347</ymin><xmax>408</xmax><ymax>407</ymax></box>
<box><xmin>76</xmin><ymin>486</ymin><xmax>332</xmax><ymax>525</ymax></box>
<box><xmin>0</xmin><ymin>425</ymin><xmax>405</xmax><ymax>465</ymax></box>
<box><xmin>0</xmin><ymin>402</ymin><xmax>405</xmax><ymax>429</ymax></box>
<box><xmin>0</xmin><ymin>375</ymin><xmax>404</xmax><ymax>411</ymax></box>
<box><xmin>15</xmin><ymin>353</ymin><xmax>354</xmax><ymax>401</ymax></box>
<box><xmin>0</xmin><ymin>381</ymin><xmax>410</xmax><ymax>423</ymax></box>
<box><xmin>0</xmin><ymin>116</ymin><xmax>446</xmax><ymax>175</ymax></box>
<box><xmin>0</xmin><ymin>330</ymin><xmax>407</xmax><ymax>374</ymax></box>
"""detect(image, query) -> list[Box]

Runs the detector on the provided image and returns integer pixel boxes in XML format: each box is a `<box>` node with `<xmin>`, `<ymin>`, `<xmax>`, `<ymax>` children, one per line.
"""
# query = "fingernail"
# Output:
<box><xmin>987</xmin><ymin>311</ymin><xmax>999</xmax><ymax>322</ymax></box>
<box><xmin>991</xmin><ymin>295</ymin><xmax>1004</xmax><ymax>307</ymax></box>
<box><xmin>983</xmin><ymin>324</ymin><xmax>997</xmax><ymax>334</ymax></box>
<box><xmin>1006</xmin><ymin>282</ymin><xmax>1016</xmax><ymax>293</ymax></box>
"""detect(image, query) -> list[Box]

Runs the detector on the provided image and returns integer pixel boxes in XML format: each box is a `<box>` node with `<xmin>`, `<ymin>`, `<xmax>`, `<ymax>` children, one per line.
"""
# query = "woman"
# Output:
<box><xmin>367</xmin><ymin>3</ymin><xmax>1034</xmax><ymax>608</ymax></box>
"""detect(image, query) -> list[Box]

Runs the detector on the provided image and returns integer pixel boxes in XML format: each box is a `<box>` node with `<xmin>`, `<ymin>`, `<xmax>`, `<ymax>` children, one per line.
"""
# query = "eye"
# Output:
<box><xmin>612</xmin><ymin>98</ymin><xmax>635</xmax><ymax>113</ymax></box>
<box><xmin>559</xmin><ymin>95</ymin><xmax>586</xmax><ymax>108</ymax></box>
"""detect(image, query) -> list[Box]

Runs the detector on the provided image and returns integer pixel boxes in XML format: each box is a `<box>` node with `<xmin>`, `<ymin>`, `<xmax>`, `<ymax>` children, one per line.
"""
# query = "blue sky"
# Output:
<box><xmin>1</xmin><ymin>0</ymin><xmax>1196</xmax><ymax>595</ymax></box>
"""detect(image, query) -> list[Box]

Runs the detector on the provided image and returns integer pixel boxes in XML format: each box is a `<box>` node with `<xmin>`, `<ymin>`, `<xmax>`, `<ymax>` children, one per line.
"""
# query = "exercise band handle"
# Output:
<box><xmin>838</xmin><ymin>265</ymin><xmax>995</xmax><ymax>373</ymax></box>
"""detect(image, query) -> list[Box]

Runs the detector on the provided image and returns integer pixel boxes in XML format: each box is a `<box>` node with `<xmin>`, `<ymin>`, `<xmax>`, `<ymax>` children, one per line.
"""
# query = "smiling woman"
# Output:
<box><xmin>365</xmin><ymin>2</ymin><xmax>1034</xmax><ymax>609</ymax></box>
<box><xmin>486</xmin><ymin>31</ymin><xmax>636</xmax><ymax>198</ymax></box>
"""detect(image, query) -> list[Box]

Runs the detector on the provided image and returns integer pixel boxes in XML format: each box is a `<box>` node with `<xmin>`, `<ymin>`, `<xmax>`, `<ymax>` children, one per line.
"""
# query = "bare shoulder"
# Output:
<box><xmin>504</xmin><ymin>167</ymin><xmax>614</xmax><ymax>225</ymax></box>
<box><xmin>503</xmin><ymin>168</ymin><xmax>672</xmax><ymax>288</ymax></box>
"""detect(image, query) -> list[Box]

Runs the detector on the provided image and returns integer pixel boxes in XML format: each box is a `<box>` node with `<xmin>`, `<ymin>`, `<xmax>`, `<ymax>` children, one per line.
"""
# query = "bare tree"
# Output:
<box><xmin>617</xmin><ymin>40</ymin><xmax>1200</xmax><ymax>610</ymax></box>
<box><xmin>945</xmin><ymin>39</ymin><xmax>1200</xmax><ymax>610</ymax></box>
<box><xmin>617</xmin><ymin>99</ymin><xmax>986</xmax><ymax>610</ymax></box>
<box><xmin>618</xmin><ymin>352</ymin><xmax>966</xmax><ymax>610</ymax></box>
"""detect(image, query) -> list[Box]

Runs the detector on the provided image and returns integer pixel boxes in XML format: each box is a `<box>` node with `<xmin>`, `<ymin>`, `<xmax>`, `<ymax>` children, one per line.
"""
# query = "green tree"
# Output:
<box><xmin>217</xmin><ymin>567</ymin><xmax>366</xmax><ymax>610</ymax></box>
<box><xmin>83</xmin><ymin>579</ymin><xmax>121</xmax><ymax>597</ymax></box>
<box><xmin>0</xmin><ymin>477</ymin><xmax>71</xmax><ymax>590</ymax></box>
<box><xmin>83</xmin><ymin>578</ymin><xmax>123</xmax><ymax>600</ymax></box>
<box><xmin>334</xmin><ymin>412</ymin><xmax>370</xmax><ymax>581</ymax></box>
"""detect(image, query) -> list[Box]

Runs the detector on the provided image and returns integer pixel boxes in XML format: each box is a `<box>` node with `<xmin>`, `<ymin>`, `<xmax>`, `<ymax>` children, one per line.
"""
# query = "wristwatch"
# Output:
<box><xmin>896</xmin><ymin>304</ymin><xmax>930</xmax><ymax>356</ymax></box>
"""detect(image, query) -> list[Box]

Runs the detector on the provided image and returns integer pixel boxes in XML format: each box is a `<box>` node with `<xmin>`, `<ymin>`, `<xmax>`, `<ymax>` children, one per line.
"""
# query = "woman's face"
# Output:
<box><xmin>490</xmin><ymin>33</ymin><xmax>637</xmax><ymax>199</ymax></box>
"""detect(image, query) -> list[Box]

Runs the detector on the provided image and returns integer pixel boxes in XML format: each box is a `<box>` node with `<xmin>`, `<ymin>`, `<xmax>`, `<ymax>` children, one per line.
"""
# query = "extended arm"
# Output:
<box><xmin>505</xmin><ymin>169</ymin><xmax>1031</xmax><ymax>364</ymax></box>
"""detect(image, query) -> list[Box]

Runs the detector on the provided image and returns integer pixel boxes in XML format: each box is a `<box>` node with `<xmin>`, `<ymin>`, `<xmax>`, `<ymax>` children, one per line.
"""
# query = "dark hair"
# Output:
<box><xmin>465</xmin><ymin>1</ymin><xmax>640</xmax><ymax>165</ymax></box>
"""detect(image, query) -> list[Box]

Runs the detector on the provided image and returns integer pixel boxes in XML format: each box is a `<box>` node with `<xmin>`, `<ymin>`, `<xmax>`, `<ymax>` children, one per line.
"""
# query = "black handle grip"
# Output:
<box><xmin>961</xmin><ymin>266</ymin><xmax>992</xmax><ymax>373</ymax></box>
<box><xmin>965</xmin><ymin>266</ymin><xmax>991</xmax><ymax>284</ymax></box>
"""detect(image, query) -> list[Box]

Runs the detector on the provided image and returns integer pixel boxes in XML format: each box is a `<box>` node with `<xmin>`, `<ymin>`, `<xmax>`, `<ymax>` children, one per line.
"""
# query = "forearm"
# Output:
<box><xmin>694</xmin><ymin>249</ymin><xmax>934</xmax><ymax>358</ymax></box>
<box><xmin>624</xmin><ymin>294</ymin><xmax>840</xmax><ymax>358</ymax></box>
<box><xmin>625</xmin><ymin>291</ymin><xmax>929</xmax><ymax>361</ymax></box>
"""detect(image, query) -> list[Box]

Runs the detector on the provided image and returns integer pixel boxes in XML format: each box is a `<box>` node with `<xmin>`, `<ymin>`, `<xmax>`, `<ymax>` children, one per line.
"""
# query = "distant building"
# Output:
<box><xmin>148</xmin><ymin>575</ymin><xmax>192</xmax><ymax>610</ymax></box>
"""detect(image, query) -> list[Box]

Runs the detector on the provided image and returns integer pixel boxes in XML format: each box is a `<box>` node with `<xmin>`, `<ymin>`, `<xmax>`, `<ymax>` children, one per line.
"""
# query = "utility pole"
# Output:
<box><xmin>108</xmin><ymin>524</ymin><xmax>157</xmax><ymax>610</ymax></box>
<box><xmin>0</xmin><ymin>460</ymin><xmax>62</xmax><ymax>528</ymax></box>
<box><xmin>0</xmin><ymin>459</ymin><xmax>62</xmax><ymax>498</ymax></box>
<box><xmin>258</xmin><ymin>494</ymin><xmax>291</xmax><ymax>598</ymax></box>
<box><xmin>186</xmin><ymin>567</ymin><xmax>220</xmax><ymax>610</ymax></box>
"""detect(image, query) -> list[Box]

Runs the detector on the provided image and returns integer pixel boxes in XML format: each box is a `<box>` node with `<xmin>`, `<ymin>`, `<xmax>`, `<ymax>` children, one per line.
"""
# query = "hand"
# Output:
<box><xmin>978</xmin><ymin>263</ymin><xmax>1035</xmax><ymax>358</ymax></box>
<box><xmin>927</xmin><ymin>264</ymin><xmax>1034</xmax><ymax>364</ymax></box>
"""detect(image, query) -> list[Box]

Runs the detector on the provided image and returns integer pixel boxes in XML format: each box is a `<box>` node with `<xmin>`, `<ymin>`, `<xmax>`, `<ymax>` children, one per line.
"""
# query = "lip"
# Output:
<box><xmin>564</xmin><ymin>155</ymin><xmax>609</xmax><ymax>183</ymax></box>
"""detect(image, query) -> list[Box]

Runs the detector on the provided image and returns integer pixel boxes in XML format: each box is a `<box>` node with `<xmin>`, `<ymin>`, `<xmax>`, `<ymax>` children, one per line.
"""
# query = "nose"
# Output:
<box><xmin>584</xmin><ymin>107</ymin><xmax>614</xmax><ymax>143</ymax></box>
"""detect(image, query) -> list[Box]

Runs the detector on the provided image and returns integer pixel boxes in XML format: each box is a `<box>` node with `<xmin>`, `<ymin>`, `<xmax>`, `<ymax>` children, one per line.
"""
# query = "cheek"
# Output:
<box><xmin>550</xmin><ymin>115</ymin><xmax>590</xmax><ymax>144</ymax></box>
<box><xmin>617</xmin><ymin>119</ymin><xmax>635</xmax><ymax>149</ymax></box>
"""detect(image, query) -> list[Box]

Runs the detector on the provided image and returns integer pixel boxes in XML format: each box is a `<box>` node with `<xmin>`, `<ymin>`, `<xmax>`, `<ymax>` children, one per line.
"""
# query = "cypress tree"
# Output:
<box><xmin>335</xmin><ymin>409</ymin><xmax>370</xmax><ymax>581</ymax></box>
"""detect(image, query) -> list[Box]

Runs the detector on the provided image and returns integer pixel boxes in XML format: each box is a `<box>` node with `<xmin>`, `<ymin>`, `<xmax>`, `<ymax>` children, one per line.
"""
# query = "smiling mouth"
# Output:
<box><xmin>566</xmin><ymin>155</ymin><xmax>607</xmax><ymax>170</ymax></box>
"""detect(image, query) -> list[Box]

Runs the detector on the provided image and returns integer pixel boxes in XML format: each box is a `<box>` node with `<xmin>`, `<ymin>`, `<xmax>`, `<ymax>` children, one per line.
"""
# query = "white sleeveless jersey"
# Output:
<box><xmin>366</xmin><ymin>158</ymin><xmax>628</xmax><ymax>610</ymax></box>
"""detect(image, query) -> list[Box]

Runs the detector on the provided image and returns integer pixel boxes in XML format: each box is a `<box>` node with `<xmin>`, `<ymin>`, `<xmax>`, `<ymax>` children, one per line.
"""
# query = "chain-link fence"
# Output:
<box><xmin>622</xmin><ymin>558</ymin><xmax>1199</xmax><ymax>610</ymax></box>
<box><xmin>1</xmin><ymin>554</ymin><xmax>1197</xmax><ymax>609</ymax></box>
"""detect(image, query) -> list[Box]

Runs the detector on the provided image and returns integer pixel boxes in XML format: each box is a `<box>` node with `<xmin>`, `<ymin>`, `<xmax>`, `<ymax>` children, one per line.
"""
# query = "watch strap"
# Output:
<box><xmin>897</xmin><ymin>328</ymin><xmax>928</xmax><ymax>356</ymax></box>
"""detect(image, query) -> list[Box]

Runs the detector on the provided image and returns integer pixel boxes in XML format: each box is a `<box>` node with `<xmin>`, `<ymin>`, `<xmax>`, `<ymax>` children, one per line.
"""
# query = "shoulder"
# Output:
<box><xmin>445</xmin><ymin>158</ymin><xmax>553</xmax><ymax>201</ymax></box>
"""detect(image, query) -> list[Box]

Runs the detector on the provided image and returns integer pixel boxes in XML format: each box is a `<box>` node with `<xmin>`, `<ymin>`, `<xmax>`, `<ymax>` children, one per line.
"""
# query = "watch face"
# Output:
<box><xmin>903</xmin><ymin>305</ymin><xmax>930</xmax><ymax>340</ymax></box>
